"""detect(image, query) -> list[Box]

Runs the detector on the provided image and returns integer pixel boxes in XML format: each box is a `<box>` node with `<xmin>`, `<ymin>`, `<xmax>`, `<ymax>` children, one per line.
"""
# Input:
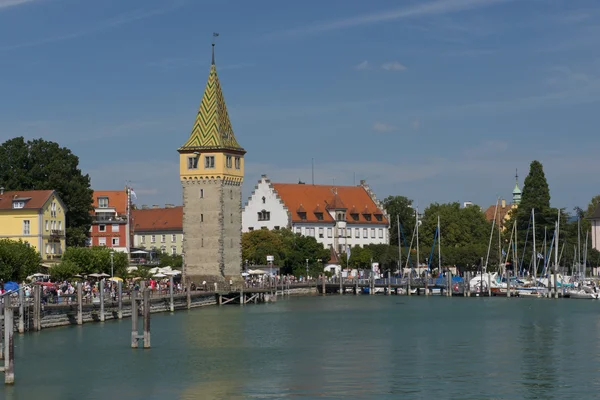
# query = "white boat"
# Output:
<box><xmin>568</xmin><ymin>286</ymin><xmax>598</xmax><ymax>299</ymax></box>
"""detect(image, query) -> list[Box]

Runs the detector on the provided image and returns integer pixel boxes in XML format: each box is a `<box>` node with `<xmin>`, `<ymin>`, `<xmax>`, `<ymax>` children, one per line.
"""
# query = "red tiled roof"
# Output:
<box><xmin>271</xmin><ymin>183</ymin><xmax>388</xmax><ymax>225</ymax></box>
<box><xmin>92</xmin><ymin>190</ymin><xmax>128</xmax><ymax>215</ymax></box>
<box><xmin>484</xmin><ymin>202</ymin><xmax>514</xmax><ymax>227</ymax></box>
<box><xmin>0</xmin><ymin>190</ymin><xmax>54</xmax><ymax>210</ymax></box>
<box><xmin>132</xmin><ymin>207</ymin><xmax>183</xmax><ymax>232</ymax></box>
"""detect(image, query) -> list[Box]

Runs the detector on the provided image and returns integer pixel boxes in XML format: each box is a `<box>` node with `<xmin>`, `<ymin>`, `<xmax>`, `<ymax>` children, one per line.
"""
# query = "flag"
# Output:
<box><xmin>130</xmin><ymin>188</ymin><xmax>137</xmax><ymax>200</ymax></box>
<box><xmin>537</xmin><ymin>252</ymin><xmax>544</xmax><ymax>259</ymax></box>
<box><xmin>346</xmin><ymin>247</ymin><xmax>351</xmax><ymax>262</ymax></box>
<box><xmin>502</xmin><ymin>249</ymin><xmax>506</xmax><ymax>256</ymax></box>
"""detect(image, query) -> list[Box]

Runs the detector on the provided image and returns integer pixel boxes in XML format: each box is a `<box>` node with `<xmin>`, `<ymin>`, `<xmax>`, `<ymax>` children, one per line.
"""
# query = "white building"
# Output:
<box><xmin>243</xmin><ymin>175</ymin><xmax>389</xmax><ymax>254</ymax></box>
<box><xmin>590</xmin><ymin>203</ymin><xmax>600</xmax><ymax>252</ymax></box>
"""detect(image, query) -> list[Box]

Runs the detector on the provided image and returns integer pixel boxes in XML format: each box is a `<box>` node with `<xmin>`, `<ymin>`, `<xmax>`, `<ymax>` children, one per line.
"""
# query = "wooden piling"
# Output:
<box><xmin>355</xmin><ymin>278</ymin><xmax>358</xmax><ymax>295</ymax></box>
<box><xmin>506</xmin><ymin>270</ymin><xmax>511</xmax><ymax>298</ymax></box>
<box><xmin>487</xmin><ymin>274</ymin><xmax>492</xmax><ymax>297</ymax></box>
<box><xmin>424</xmin><ymin>272</ymin><xmax>429</xmax><ymax>296</ymax></box>
<box><xmin>18</xmin><ymin>287</ymin><xmax>24</xmax><ymax>333</ymax></box>
<box><xmin>339</xmin><ymin>274</ymin><xmax>343</xmax><ymax>295</ymax></box>
<box><xmin>387</xmin><ymin>276</ymin><xmax>391</xmax><ymax>296</ymax></box>
<box><xmin>169</xmin><ymin>276</ymin><xmax>174</xmax><ymax>312</ymax></box>
<box><xmin>4</xmin><ymin>298</ymin><xmax>14</xmax><ymax>384</ymax></box>
<box><xmin>240</xmin><ymin>284</ymin><xmax>245</xmax><ymax>306</ymax></box>
<box><xmin>143</xmin><ymin>286</ymin><xmax>151</xmax><ymax>348</ymax></box>
<box><xmin>118</xmin><ymin>280</ymin><xmax>123</xmax><ymax>319</ymax></box>
<box><xmin>77</xmin><ymin>282</ymin><xmax>83</xmax><ymax>325</ymax></box>
<box><xmin>321</xmin><ymin>276</ymin><xmax>326</xmax><ymax>296</ymax></box>
<box><xmin>447</xmin><ymin>273</ymin><xmax>452</xmax><ymax>297</ymax></box>
<box><xmin>465</xmin><ymin>272</ymin><xmax>471</xmax><ymax>297</ymax></box>
<box><xmin>186</xmin><ymin>281</ymin><xmax>191</xmax><ymax>309</ymax></box>
<box><xmin>33</xmin><ymin>285</ymin><xmax>41</xmax><ymax>331</ymax></box>
<box><xmin>407</xmin><ymin>272</ymin><xmax>412</xmax><ymax>296</ymax></box>
<box><xmin>131</xmin><ymin>288</ymin><xmax>139</xmax><ymax>348</ymax></box>
<box><xmin>553</xmin><ymin>266</ymin><xmax>559</xmax><ymax>299</ymax></box>
<box><xmin>99</xmin><ymin>279</ymin><xmax>105</xmax><ymax>322</ymax></box>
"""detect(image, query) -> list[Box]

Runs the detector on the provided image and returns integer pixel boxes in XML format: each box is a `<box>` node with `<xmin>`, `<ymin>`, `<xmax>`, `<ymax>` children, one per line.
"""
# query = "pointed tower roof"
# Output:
<box><xmin>512</xmin><ymin>169</ymin><xmax>522</xmax><ymax>205</ymax></box>
<box><xmin>327</xmin><ymin>245</ymin><xmax>340</xmax><ymax>265</ymax></box>
<box><xmin>326</xmin><ymin>189</ymin><xmax>347</xmax><ymax>210</ymax></box>
<box><xmin>178</xmin><ymin>44</ymin><xmax>245</xmax><ymax>153</ymax></box>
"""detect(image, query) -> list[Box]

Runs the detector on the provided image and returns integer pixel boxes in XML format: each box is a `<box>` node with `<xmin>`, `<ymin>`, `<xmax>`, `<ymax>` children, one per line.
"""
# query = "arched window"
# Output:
<box><xmin>262</xmin><ymin>196</ymin><xmax>266</xmax><ymax>204</ymax></box>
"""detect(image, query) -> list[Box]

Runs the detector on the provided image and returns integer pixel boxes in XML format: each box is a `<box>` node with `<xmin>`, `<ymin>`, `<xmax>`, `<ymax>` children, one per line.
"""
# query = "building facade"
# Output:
<box><xmin>132</xmin><ymin>206</ymin><xmax>183</xmax><ymax>255</ymax></box>
<box><xmin>0</xmin><ymin>189</ymin><xmax>67</xmax><ymax>262</ymax></box>
<box><xmin>590</xmin><ymin>204</ymin><xmax>600</xmax><ymax>252</ymax></box>
<box><xmin>178</xmin><ymin>44</ymin><xmax>245</xmax><ymax>283</ymax></box>
<box><xmin>88</xmin><ymin>190</ymin><xmax>131</xmax><ymax>253</ymax></box>
<box><xmin>484</xmin><ymin>174</ymin><xmax>522</xmax><ymax>230</ymax></box>
<box><xmin>242</xmin><ymin>176</ymin><xmax>389</xmax><ymax>254</ymax></box>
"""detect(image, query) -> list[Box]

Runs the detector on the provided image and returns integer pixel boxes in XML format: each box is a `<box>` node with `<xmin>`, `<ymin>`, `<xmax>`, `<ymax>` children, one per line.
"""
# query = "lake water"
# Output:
<box><xmin>3</xmin><ymin>295</ymin><xmax>600</xmax><ymax>400</ymax></box>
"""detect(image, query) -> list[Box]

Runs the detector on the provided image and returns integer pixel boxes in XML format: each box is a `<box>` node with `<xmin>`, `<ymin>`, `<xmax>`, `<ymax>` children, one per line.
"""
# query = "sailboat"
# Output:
<box><xmin>568</xmin><ymin>225</ymin><xmax>598</xmax><ymax>299</ymax></box>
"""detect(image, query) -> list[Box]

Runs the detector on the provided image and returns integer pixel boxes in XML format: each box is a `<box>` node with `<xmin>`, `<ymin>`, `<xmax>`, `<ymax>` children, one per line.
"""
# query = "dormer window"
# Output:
<box><xmin>315</xmin><ymin>212</ymin><xmax>323</xmax><ymax>221</ymax></box>
<box><xmin>364</xmin><ymin>214</ymin><xmax>372</xmax><ymax>221</ymax></box>
<box><xmin>299</xmin><ymin>212</ymin><xmax>307</xmax><ymax>221</ymax></box>
<box><xmin>336</xmin><ymin>212</ymin><xmax>345</xmax><ymax>221</ymax></box>
<box><xmin>12</xmin><ymin>201</ymin><xmax>25</xmax><ymax>209</ymax></box>
<box><xmin>98</xmin><ymin>197</ymin><xmax>109</xmax><ymax>208</ymax></box>
<box><xmin>375</xmin><ymin>215</ymin><xmax>383</xmax><ymax>221</ymax></box>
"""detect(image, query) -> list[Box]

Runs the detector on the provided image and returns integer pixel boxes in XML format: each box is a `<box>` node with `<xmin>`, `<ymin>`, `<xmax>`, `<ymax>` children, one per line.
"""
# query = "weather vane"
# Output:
<box><xmin>212</xmin><ymin>32</ymin><xmax>219</xmax><ymax>64</ymax></box>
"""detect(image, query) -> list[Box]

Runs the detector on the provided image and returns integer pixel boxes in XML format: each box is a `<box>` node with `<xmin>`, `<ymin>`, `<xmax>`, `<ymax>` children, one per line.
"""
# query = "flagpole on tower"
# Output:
<box><xmin>212</xmin><ymin>32</ymin><xmax>219</xmax><ymax>65</ymax></box>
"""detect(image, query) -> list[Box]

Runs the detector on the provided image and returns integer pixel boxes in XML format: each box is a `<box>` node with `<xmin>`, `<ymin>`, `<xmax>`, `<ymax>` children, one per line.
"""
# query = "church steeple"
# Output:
<box><xmin>178</xmin><ymin>40</ymin><xmax>245</xmax><ymax>153</ymax></box>
<box><xmin>512</xmin><ymin>169</ymin><xmax>522</xmax><ymax>205</ymax></box>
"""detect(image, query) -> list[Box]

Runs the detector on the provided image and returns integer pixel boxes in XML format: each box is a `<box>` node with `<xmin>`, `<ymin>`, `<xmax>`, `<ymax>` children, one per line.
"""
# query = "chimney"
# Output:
<box><xmin>501</xmin><ymin>199</ymin><xmax>506</xmax><ymax>208</ymax></box>
<box><xmin>359</xmin><ymin>180</ymin><xmax>366</xmax><ymax>186</ymax></box>
<box><xmin>152</xmin><ymin>205</ymin><xmax>159</xmax><ymax>209</ymax></box>
<box><xmin>141</xmin><ymin>205</ymin><xmax>149</xmax><ymax>210</ymax></box>
<box><xmin>165</xmin><ymin>204</ymin><xmax>174</xmax><ymax>208</ymax></box>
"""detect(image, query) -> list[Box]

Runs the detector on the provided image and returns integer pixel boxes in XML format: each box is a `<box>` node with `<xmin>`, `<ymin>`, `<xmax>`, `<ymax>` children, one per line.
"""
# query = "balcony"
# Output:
<box><xmin>49</xmin><ymin>229</ymin><xmax>64</xmax><ymax>241</ymax></box>
<box><xmin>93</xmin><ymin>215</ymin><xmax>127</xmax><ymax>223</ymax></box>
<box><xmin>45</xmin><ymin>254</ymin><xmax>62</xmax><ymax>261</ymax></box>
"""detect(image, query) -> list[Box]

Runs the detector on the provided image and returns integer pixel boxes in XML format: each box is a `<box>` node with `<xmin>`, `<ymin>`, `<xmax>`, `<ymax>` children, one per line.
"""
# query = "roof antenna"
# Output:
<box><xmin>212</xmin><ymin>32</ymin><xmax>219</xmax><ymax>65</ymax></box>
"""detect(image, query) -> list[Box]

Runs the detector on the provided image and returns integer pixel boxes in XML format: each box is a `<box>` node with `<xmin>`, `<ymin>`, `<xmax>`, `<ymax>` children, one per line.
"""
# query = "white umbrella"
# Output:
<box><xmin>98</xmin><ymin>273</ymin><xmax>110</xmax><ymax>278</ymax></box>
<box><xmin>153</xmin><ymin>273</ymin><xmax>167</xmax><ymax>278</ymax></box>
<box><xmin>131</xmin><ymin>250</ymin><xmax>148</xmax><ymax>254</ymax></box>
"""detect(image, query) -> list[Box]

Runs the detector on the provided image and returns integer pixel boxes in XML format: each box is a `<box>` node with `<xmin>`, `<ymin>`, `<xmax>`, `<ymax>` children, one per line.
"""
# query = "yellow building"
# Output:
<box><xmin>0</xmin><ymin>188</ymin><xmax>67</xmax><ymax>261</ymax></box>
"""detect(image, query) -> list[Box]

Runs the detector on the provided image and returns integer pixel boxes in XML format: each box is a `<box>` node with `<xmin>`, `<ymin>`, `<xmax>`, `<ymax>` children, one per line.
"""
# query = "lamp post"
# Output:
<box><xmin>306</xmin><ymin>258</ymin><xmax>309</xmax><ymax>282</ymax></box>
<box><xmin>110</xmin><ymin>250</ymin><xmax>114</xmax><ymax>278</ymax></box>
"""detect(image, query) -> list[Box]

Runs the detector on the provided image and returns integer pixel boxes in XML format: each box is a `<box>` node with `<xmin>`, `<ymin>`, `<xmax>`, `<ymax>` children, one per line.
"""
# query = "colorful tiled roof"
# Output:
<box><xmin>0</xmin><ymin>190</ymin><xmax>54</xmax><ymax>210</ymax></box>
<box><xmin>132</xmin><ymin>206</ymin><xmax>183</xmax><ymax>232</ymax></box>
<box><xmin>271</xmin><ymin>183</ymin><xmax>387</xmax><ymax>225</ymax></box>
<box><xmin>92</xmin><ymin>190</ymin><xmax>128</xmax><ymax>215</ymax></box>
<box><xmin>178</xmin><ymin>48</ymin><xmax>245</xmax><ymax>153</ymax></box>
<box><xmin>484</xmin><ymin>202</ymin><xmax>514</xmax><ymax>226</ymax></box>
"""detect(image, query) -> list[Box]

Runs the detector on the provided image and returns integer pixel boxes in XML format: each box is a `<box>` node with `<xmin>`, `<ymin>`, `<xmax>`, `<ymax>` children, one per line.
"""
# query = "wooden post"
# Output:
<box><xmin>321</xmin><ymin>276</ymin><xmax>326</xmax><ymax>296</ymax></box>
<box><xmin>407</xmin><ymin>271</ymin><xmax>412</xmax><ymax>296</ymax></box>
<box><xmin>131</xmin><ymin>288</ymin><xmax>138</xmax><ymax>348</ymax></box>
<box><xmin>465</xmin><ymin>272</ymin><xmax>471</xmax><ymax>297</ymax></box>
<box><xmin>118</xmin><ymin>280</ymin><xmax>123</xmax><ymax>319</ymax></box>
<box><xmin>169</xmin><ymin>276</ymin><xmax>174</xmax><ymax>312</ymax></box>
<box><xmin>99</xmin><ymin>279</ymin><xmax>105</xmax><ymax>322</ymax></box>
<box><xmin>77</xmin><ymin>282</ymin><xmax>83</xmax><ymax>325</ymax></box>
<box><xmin>487</xmin><ymin>274</ymin><xmax>492</xmax><ymax>297</ymax></box>
<box><xmin>240</xmin><ymin>284</ymin><xmax>245</xmax><ymax>306</ymax></box>
<box><xmin>553</xmin><ymin>265</ymin><xmax>559</xmax><ymax>299</ymax></box>
<box><xmin>4</xmin><ymin>298</ymin><xmax>14</xmax><ymax>384</ymax></box>
<box><xmin>339</xmin><ymin>273</ymin><xmax>343</xmax><ymax>295</ymax></box>
<box><xmin>355</xmin><ymin>278</ymin><xmax>358</xmax><ymax>295</ymax></box>
<box><xmin>446</xmin><ymin>272</ymin><xmax>451</xmax><ymax>297</ymax></box>
<box><xmin>424</xmin><ymin>271</ymin><xmax>429</xmax><ymax>296</ymax></box>
<box><xmin>18</xmin><ymin>287</ymin><xmax>25</xmax><ymax>333</ymax></box>
<box><xmin>33</xmin><ymin>285</ymin><xmax>41</xmax><ymax>331</ymax></box>
<box><xmin>506</xmin><ymin>269</ymin><xmax>511</xmax><ymax>298</ymax></box>
<box><xmin>387</xmin><ymin>274</ymin><xmax>391</xmax><ymax>296</ymax></box>
<box><xmin>143</xmin><ymin>286</ymin><xmax>151</xmax><ymax>348</ymax></box>
<box><xmin>186</xmin><ymin>281</ymin><xmax>191</xmax><ymax>310</ymax></box>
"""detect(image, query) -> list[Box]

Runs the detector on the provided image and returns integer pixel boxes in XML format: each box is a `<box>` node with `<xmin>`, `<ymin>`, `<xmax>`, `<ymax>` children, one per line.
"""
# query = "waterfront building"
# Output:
<box><xmin>0</xmin><ymin>188</ymin><xmax>66</xmax><ymax>262</ymax></box>
<box><xmin>88</xmin><ymin>190</ymin><xmax>132</xmax><ymax>253</ymax></box>
<box><xmin>132</xmin><ymin>206</ymin><xmax>183</xmax><ymax>255</ymax></box>
<box><xmin>242</xmin><ymin>175</ymin><xmax>389</xmax><ymax>254</ymax></box>
<box><xmin>177</xmin><ymin>43</ymin><xmax>245</xmax><ymax>283</ymax></box>
<box><xmin>483</xmin><ymin>172</ymin><xmax>522</xmax><ymax>230</ymax></box>
<box><xmin>589</xmin><ymin>203</ymin><xmax>600</xmax><ymax>252</ymax></box>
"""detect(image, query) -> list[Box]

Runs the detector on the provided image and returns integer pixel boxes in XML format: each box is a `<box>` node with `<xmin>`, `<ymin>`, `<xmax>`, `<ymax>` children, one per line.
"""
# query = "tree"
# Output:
<box><xmin>157</xmin><ymin>252</ymin><xmax>183</xmax><ymax>270</ymax></box>
<box><xmin>0</xmin><ymin>239</ymin><xmax>41</xmax><ymax>282</ymax></box>
<box><xmin>382</xmin><ymin>195</ymin><xmax>414</xmax><ymax>246</ymax></box>
<box><xmin>62</xmin><ymin>247</ymin><xmax>128</xmax><ymax>277</ymax></box>
<box><xmin>0</xmin><ymin>137</ymin><xmax>93</xmax><ymax>247</ymax></box>
<box><xmin>49</xmin><ymin>260</ymin><xmax>79</xmax><ymax>281</ymax></box>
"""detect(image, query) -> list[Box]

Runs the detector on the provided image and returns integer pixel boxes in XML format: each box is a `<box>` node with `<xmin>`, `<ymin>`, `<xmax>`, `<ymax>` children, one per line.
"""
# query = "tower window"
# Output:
<box><xmin>230</xmin><ymin>189</ymin><xmax>233</xmax><ymax>200</ymax></box>
<box><xmin>226</xmin><ymin>155</ymin><xmax>232</xmax><ymax>168</ymax></box>
<box><xmin>201</xmin><ymin>214</ymin><xmax>204</xmax><ymax>222</ymax></box>
<box><xmin>204</xmin><ymin>156</ymin><xmax>215</xmax><ymax>169</ymax></box>
<box><xmin>235</xmin><ymin>157</ymin><xmax>241</xmax><ymax>169</ymax></box>
<box><xmin>231</xmin><ymin>213</ymin><xmax>233</xmax><ymax>223</ymax></box>
<box><xmin>188</xmin><ymin>157</ymin><xmax>199</xmax><ymax>169</ymax></box>
<box><xmin>200</xmin><ymin>188</ymin><xmax>204</xmax><ymax>198</ymax></box>
<box><xmin>262</xmin><ymin>196</ymin><xmax>266</xmax><ymax>204</ymax></box>
<box><xmin>201</xmin><ymin>238</ymin><xmax>204</xmax><ymax>247</ymax></box>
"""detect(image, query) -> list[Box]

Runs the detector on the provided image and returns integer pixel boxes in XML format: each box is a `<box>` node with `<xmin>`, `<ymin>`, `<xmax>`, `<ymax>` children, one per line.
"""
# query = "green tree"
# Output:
<box><xmin>349</xmin><ymin>246</ymin><xmax>373</xmax><ymax>269</ymax></box>
<box><xmin>0</xmin><ymin>239</ymin><xmax>41</xmax><ymax>282</ymax></box>
<box><xmin>0</xmin><ymin>137</ymin><xmax>93</xmax><ymax>247</ymax></box>
<box><xmin>242</xmin><ymin>229</ymin><xmax>285</xmax><ymax>266</ymax></box>
<box><xmin>382</xmin><ymin>196</ymin><xmax>414</xmax><ymax>246</ymax></box>
<box><xmin>62</xmin><ymin>247</ymin><xmax>128</xmax><ymax>277</ymax></box>
<box><xmin>157</xmin><ymin>252</ymin><xmax>183</xmax><ymax>270</ymax></box>
<box><xmin>49</xmin><ymin>260</ymin><xmax>80</xmax><ymax>281</ymax></box>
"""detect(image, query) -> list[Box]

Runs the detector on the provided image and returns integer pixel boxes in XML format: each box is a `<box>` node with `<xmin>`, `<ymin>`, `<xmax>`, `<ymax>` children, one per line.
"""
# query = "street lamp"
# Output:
<box><xmin>110</xmin><ymin>250</ymin><xmax>114</xmax><ymax>278</ymax></box>
<box><xmin>305</xmin><ymin>258</ymin><xmax>309</xmax><ymax>281</ymax></box>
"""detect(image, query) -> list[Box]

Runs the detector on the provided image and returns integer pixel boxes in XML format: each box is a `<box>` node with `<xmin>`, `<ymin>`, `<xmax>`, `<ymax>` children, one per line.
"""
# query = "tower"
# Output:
<box><xmin>178</xmin><ymin>42</ymin><xmax>245</xmax><ymax>284</ymax></box>
<box><xmin>512</xmin><ymin>169</ymin><xmax>522</xmax><ymax>205</ymax></box>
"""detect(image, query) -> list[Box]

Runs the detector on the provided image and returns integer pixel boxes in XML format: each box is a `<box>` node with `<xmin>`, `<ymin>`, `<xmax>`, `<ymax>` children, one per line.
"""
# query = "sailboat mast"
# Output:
<box><xmin>515</xmin><ymin>220</ymin><xmax>519</xmax><ymax>277</ymax></box>
<box><xmin>583</xmin><ymin>230</ymin><xmax>589</xmax><ymax>280</ymax></box>
<box><xmin>532</xmin><ymin>208</ymin><xmax>536</xmax><ymax>283</ymax></box>
<box><xmin>416</xmin><ymin>208</ymin><xmax>420</xmax><ymax>272</ymax></box>
<box><xmin>555</xmin><ymin>209</ymin><xmax>560</xmax><ymax>276</ymax></box>
<box><xmin>438</xmin><ymin>215</ymin><xmax>442</xmax><ymax>274</ymax></box>
<box><xmin>578</xmin><ymin>215</ymin><xmax>581</xmax><ymax>277</ymax></box>
<box><xmin>397</xmin><ymin>215</ymin><xmax>402</xmax><ymax>275</ymax></box>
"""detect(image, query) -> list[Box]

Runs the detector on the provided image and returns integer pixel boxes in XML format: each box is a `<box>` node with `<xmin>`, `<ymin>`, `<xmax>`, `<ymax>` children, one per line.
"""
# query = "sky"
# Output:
<box><xmin>1</xmin><ymin>0</ymin><xmax>599</xmax><ymax>212</ymax></box>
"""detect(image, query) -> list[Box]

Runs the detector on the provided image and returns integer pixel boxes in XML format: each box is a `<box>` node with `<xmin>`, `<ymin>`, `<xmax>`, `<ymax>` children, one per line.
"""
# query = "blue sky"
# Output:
<box><xmin>1</xmin><ymin>0</ymin><xmax>599</xmax><ymax>212</ymax></box>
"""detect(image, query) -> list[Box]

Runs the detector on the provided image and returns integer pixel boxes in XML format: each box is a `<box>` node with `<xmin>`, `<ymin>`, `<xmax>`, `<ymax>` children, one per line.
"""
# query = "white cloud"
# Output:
<box><xmin>382</xmin><ymin>61</ymin><xmax>407</xmax><ymax>71</ymax></box>
<box><xmin>372</xmin><ymin>122</ymin><xmax>397</xmax><ymax>133</ymax></box>
<box><xmin>355</xmin><ymin>60</ymin><xmax>369</xmax><ymax>70</ymax></box>
<box><xmin>0</xmin><ymin>0</ymin><xmax>38</xmax><ymax>10</ymax></box>
<box><xmin>265</xmin><ymin>0</ymin><xmax>513</xmax><ymax>39</ymax></box>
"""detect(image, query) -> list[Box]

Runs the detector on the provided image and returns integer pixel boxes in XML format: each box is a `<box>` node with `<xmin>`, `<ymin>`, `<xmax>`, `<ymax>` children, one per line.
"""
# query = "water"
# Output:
<box><xmin>3</xmin><ymin>296</ymin><xmax>600</xmax><ymax>400</ymax></box>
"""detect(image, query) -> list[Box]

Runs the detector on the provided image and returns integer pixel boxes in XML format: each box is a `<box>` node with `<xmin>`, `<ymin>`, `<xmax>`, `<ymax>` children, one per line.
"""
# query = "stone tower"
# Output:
<box><xmin>178</xmin><ymin>43</ymin><xmax>245</xmax><ymax>284</ymax></box>
<box><xmin>512</xmin><ymin>169</ymin><xmax>522</xmax><ymax>205</ymax></box>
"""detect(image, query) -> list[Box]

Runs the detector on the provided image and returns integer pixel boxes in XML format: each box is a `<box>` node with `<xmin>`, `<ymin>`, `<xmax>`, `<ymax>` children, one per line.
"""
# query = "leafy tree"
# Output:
<box><xmin>0</xmin><ymin>137</ymin><xmax>93</xmax><ymax>247</ymax></box>
<box><xmin>157</xmin><ymin>252</ymin><xmax>183</xmax><ymax>270</ymax></box>
<box><xmin>349</xmin><ymin>245</ymin><xmax>372</xmax><ymax>269</ymax></box>
<box><xmin>50</xmin><ymin>260</ymin><xmax>79</xmax><ymax>281</ymax></box>
<box><xmin>0</xmin><ymin>239</ymin><xmax>41</xmax><ymax>282</ymax></box>
<box><xmin>242</xmin><ymin>229</ymin><xmax>285</xmax><ymax>266</ymax></box>
<box><xmin>382</xmin><ymin>195</ymin><xmax>414</xmax><ymax>246</ymax></box>
<box><xmin>62</xmin><ymin>246</ymin><xmax>128</xmax><ymax>277</ymax></box>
